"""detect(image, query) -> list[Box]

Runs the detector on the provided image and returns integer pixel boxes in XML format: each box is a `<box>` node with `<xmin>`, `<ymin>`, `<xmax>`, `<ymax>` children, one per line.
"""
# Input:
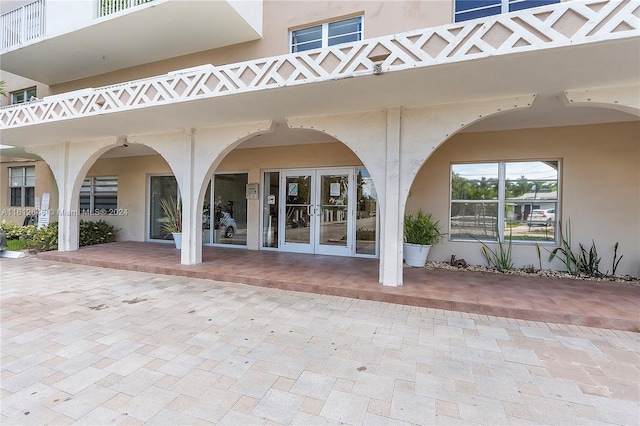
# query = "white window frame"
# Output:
<box><xmin>449</xmin><ymin>160</ymin><xmax>560</xmax><ymax>244</ymax></box>
<box><xmin>290</xmin><ymin>15</ymin><xmax>363</xmax><ymax>53</ymax></box>
<box><xmin>454</xmin><ymin>0</ymin><xmax>560</xmax><ymax>22</ymax></box>
<box><xmin>9</xmin><ymin>165</ymin><xmax>35</xmax><ymax>207</ymax></box>
<box><xmin>80</xmin><ymin>176</ymin><xmax>118</xmax><ymax>214</ymax></box>
<box><xmin>10</xmin><ymin>87</ymin><xmax>37</xmax><ymax>105</ymax></box>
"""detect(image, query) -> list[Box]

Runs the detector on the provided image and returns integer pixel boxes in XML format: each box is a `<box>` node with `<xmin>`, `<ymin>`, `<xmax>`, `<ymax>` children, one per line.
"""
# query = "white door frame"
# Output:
<box><xmin>278</xmin><ymin>168</ymin><xmax>355</xmax><ymax>256</ymax></box>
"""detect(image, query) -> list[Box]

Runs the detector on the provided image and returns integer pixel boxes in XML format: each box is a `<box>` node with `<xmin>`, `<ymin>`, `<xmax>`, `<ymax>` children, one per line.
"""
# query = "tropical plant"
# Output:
<box><xmin>0</xmin><ymin>80</ymin><xmax>6</xmax><ymax>98</ymax></box>
<box><xmin>403</xmin><ymin>210</ymin><xmax>445</xmax><ymax>246</ymax></box>
<box><xmin>611</xmin><ymin>242</ymin><xmax>623</xmax><ymax>276</ymax></box>
<box><xmin>577</xmin><ymin>240</ymin><xmax>602</xmax><ymax>278</ymax></box>
<box><xmin>159</xmin><ymin>197</ymin><xmax>182</xmax><ymax>234</ymax></box>
<box><xmin>547</xmin><ymin>220</ymin><xmax>580</xmax><ymax>275</ymax></box>
<box><xmin>472</xmin><ymin>231</ymin><xmax>513</xmax><ymax>272</ymax></box>
<box><xmin>547</xmin><ymin>220</ymin><xmax>624</xmax><ymax>278</ymax></box>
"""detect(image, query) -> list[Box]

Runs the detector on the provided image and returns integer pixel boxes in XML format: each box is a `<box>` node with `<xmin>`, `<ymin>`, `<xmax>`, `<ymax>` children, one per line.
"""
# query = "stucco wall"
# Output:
<box><xmin>0</xmin><ymin>159</ymin><xmax>58</xmax><ymax>225</ymax></box>
<box><xmin>407</xmin><ymin>121</ymin><xmax>640</xmax><ymax>277</ymax></box>
<box><xmin>0</xmin><ymin>70</ymin><xmax>50</xmax><ymax>107</ymax></box>
<box><xmin>51</xmin><ymin>0</ymin><xmax>453</xmax><ymax>93</ymax></box>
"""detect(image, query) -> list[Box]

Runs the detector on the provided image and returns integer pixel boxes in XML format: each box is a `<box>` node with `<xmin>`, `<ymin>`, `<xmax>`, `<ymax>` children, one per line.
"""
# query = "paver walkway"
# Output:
<box><xmin>38</xmin><ymin>241</ymin><xmax>640</xmax><ymax>331</ymax></box>
<box><xmin>1</xmin><ymin>257</ymin><xmax>639</xmax><ymax>425</ymax></box>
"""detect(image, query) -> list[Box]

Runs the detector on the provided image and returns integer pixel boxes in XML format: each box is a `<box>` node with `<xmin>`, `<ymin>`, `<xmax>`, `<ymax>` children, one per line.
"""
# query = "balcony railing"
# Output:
<box><xmin>0</xmin><ymin>0</ymin><xmax>45</xmax><ymax>50</ymax></box>
<box><xmin>0</xmin><ymin>0</ymin><xmax>638</xmax><ymax>130</ymax></box>
<box><xmin>0</xmin><ymin>0</ymin><xmax>156</xmax><ymax>50</ymax></box>
<box><xmin>98</xmin><ymin>0</ymin><xmax>155</xmax><ymax>17</ymax></box>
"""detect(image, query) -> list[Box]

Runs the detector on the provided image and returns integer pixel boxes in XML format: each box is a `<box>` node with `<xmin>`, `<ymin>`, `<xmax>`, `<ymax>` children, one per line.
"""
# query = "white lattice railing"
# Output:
<box><xmin>0</xmin><ymin>0</ymin><xmax>45</xmax><ymax>50</ymax></box>
<box><xmin>98</xmin><ymin>0</ymin><xmax>155</xmax><ymax>17</ymax></box>
<box><xmin>1</xmin><ymin>0</ymin><xmax>638</xmax><ymax>130</ymax></box>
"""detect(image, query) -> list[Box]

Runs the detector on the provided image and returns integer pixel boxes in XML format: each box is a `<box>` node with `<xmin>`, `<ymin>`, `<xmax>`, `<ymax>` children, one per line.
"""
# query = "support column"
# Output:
<box><xmin>180</xmin><ymin>130</ymin><xmax>197</xmax><ymax>265</ymax></box>
<box><xmin>380</xmin><ymin>107</ymin><xmax>403</xmax><ymax>286</ymax></box>
<box><xmin>57</xmin><ymin>142</ymin><xmax>80</xmax><ymax>251</ymax></box>
<box><xmin>27</xmin><ymin>142</ymin><xmax>79</xmax><ymax>251</ymax></box>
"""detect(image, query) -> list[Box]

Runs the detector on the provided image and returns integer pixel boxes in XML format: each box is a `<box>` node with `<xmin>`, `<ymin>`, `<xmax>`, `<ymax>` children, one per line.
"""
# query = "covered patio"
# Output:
<box><xmin>36</xmin><ymin>241</ymin><xmax>639</xmax><ymax>332</ymax></box>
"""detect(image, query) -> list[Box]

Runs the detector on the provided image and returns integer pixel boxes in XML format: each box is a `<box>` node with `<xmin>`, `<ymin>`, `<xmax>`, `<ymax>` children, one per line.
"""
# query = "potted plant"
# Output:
<box><xmin>403</xmin><ymin>209</ymin><xmax>444</xmax><ymax>267</ymax></box>
<box><xmin>160</xmin><ymin>197</ymin><xmax>182</xmax><ymax>249</ymax></box>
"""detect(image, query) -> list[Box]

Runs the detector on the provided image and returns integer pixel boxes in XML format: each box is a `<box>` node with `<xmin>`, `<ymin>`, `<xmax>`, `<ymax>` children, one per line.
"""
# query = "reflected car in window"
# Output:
<box><xmin>527</xmin><ymin>208</ymin><xmax>555</xmax><ymax>226</ymax></box>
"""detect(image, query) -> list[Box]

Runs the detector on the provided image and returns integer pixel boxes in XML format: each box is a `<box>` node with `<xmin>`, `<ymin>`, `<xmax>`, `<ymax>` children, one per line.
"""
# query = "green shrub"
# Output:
<box><xmin>26</xmin><ymin>220</ymin><xmax>118</xmax><ymax>252</ymax></box>
<box><xmin>79</xmin><ymin>220</ymin><xmax>117</xmax><ymax>247</ymax></box>
<box><xmin>19</xmin><ymin>224</ymin><xmax>37</xmax><ymax>241</ymax></box>
<box><xmin>0</xmin><ymin>221</ymin><xmax>23</xmax><ymax>239</ymax></box>
<box><xmin>27</xmin><ymin>222</ymin><xmax>59</xmax><ymax>252</ymax></box>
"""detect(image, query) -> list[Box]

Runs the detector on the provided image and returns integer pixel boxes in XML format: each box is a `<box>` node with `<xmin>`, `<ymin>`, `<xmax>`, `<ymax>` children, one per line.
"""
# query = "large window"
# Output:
<box><xmin>10</xmin><ymin>87</ymin><xmax>37</xmax><ymax>104</ymax></box>
<box><xmin>80</xmin><ymin>176</ymin><xmax>118</xmax><ymax>214</ymax></box>
<box><xmin>205</xmin><ymin>173</ymin><xmax>248</xmax><ymax>246</ymax></box>
<box><xmin>450</xmin><ymin>160</ymin><xmax>559</xmax><ymax>242</ymax></box>
<box><xmin>149</xmin><ymin>175</ymin><xmax>179</xmax><ymax>240</ymax></box>
<box><xmin>455</xmin><ymin>0</ymin><xmax>560</xmax><ymax>22</ymax></box>
<box><xmin>291</xmin><ymin>16</ymin><xmax>363</xmax><ymax>53</ymax></box>
<box><xmin>9</xmin><ymin>166</ymin><xmax>35</xmax><ymax>207</ymax></box>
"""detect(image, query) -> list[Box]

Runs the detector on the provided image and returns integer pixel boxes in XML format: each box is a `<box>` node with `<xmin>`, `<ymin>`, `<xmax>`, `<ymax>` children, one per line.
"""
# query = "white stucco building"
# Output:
<box><xmin>1</xmin><ymin>0</ymin><xmax>638</xmax><ymax>284</ymax></box>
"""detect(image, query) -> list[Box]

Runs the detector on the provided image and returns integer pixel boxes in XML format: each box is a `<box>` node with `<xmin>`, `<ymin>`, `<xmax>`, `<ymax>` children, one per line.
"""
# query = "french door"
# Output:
<box><xmin>280</xmin><ymin>168</ymin><xmax>354</xmax><ymax>256</ymax></box>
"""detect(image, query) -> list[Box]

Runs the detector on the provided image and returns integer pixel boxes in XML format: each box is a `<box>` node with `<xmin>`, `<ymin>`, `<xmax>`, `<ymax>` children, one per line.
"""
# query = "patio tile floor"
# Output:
<box><xmin>38</xmin><ymin>241</ymin><xmax>640</xmax><ymax>331</ymax></box>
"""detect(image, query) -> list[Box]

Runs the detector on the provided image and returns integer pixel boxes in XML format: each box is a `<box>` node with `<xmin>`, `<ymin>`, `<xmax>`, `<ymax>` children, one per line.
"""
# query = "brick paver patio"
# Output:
<box><xmin>1</xmin><ymin>257</ymin><xmax>639</xmax><ymax>425</ymax></box>
<box><xmin>38</xmin><ymin>242</ymin><xmax>640</xmax><ymax>331</ymax></box>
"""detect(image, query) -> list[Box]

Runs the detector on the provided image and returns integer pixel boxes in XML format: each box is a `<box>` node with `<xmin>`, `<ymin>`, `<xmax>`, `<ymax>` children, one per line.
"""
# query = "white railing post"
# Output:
<box><xmin>0</xmin><ymin>0</ymin><xmax>45</xmax><ymax>49</ymax></box>
<box><xmin>98</xmin><ymin>0</ymin><xmax>153</xmax><ymax>18</ymax></box>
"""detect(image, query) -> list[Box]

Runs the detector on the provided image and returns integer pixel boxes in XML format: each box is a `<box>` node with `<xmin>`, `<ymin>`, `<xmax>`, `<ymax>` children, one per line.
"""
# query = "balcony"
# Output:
<box><xmin>0</xmin><ymin>0</ymin><xmax>637</xmax><ymax>145</ymax></box>
<box><xmin>0</xmin><ymin>0</ymin><xmax>263</xmax><ymax>85</ymax></box>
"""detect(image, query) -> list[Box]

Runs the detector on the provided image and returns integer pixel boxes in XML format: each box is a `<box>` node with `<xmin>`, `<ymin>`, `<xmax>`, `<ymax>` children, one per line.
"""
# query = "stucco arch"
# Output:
<box><xmin>27</xmin><ymin>134</ymin><xmax>185</xmax><ymax>252</ymax></box>
<box><xmin>399</xmin><ymin>94</ymin><xmax>536</xmax><ymax>218</ymax></box>
<box><xmin>286</xmin><ymin>96</ymin><xmax>534</xmax><ymax>286</ymax></box>
<box><xmin>183</xmin><ymin>121</ymin><xmax>275</xmax><ymax>264</ymax></box>
<box><xmin>286</xmin><ymin>111</ymin><xmax>388</xmax><ymax>202</ymax></box>
<box><xmin>561</xmin><ymin>85</ymin><xmax>640</xmax><ymax>117</ymax></box>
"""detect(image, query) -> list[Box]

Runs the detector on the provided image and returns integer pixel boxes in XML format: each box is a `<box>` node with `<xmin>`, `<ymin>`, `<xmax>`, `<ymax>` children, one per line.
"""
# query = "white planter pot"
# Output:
<box><xmin>403</xmin><ymin>243</ymin><xmax>432</xmax><ymax>267</ymax></box>
<box><xmin>172</xmin><ymin>232</ymin><xmax>182</xmax><ymax>249</ymax></box>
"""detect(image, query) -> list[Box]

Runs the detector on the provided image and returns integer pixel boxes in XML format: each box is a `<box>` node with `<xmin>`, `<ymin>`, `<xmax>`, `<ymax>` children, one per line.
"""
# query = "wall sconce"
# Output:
<box><xmin>368</xmin><ymin>53</ymin><xmax>391</xmax><ymax>76</ymax></box>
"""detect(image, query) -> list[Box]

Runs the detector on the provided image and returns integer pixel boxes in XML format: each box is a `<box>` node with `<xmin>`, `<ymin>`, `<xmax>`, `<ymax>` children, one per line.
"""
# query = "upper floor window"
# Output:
<box><xmin>80</xmin><ymin>176</ymin><xmax>118</xmax><ymax>213</ymax></box>
<box><xmin>10</xmin><ymin>87</ymin><xmax>37</xmax><ymax>105</ymax></box>
<box><xmin>291</xmin><ymin>16</ymin><xmax>363</xmax><ymax>53</ymax></box>
<box><xmin>9</xmin><ymin>166</ymin><xmax>35</xmax><ymax>207</ymax></box>
<box><xmin>455</xmin><ymin>0</ymin><xmax>560</xmax><ymax>22</ymax></box>
<box><xmin>450</xmin><ymin>160</ymin><xmax>559</xmax><ymax>243</ymax></box>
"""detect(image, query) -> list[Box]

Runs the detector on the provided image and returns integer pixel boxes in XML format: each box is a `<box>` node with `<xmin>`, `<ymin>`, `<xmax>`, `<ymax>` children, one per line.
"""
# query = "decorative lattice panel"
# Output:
<box><xmin>1</xmin><ymin>0</ymin><xmax>638</xmax><ymax>129</ymax></box>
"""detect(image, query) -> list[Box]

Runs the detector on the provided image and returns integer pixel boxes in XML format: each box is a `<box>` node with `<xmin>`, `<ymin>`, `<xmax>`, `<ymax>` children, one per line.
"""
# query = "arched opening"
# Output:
<box><xmin>0</xmin><ymin>147</ymin><xmax>58</xmax><ymax>228</ymax></box>
<box><xmin>71</xmin><ymin>140</ymin><xmax>182</xmax><ymax>249</ymax></box>
<box><xmin>404</xmin><ymin>103</ymin><xmax>639</xmax><ymax>277</ymax></box>
<box><xmin>196</xmin><ymin>121</ymin><xmax>381</xmax><ymax>258</ymax></box>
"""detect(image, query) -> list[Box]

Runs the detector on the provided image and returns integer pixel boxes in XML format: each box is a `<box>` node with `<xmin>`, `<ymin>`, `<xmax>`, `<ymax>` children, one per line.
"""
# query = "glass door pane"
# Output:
<box><xmin>213</xmin><ymin>173</ymin><xmax>248</xmax><ymax>245</ymax></box>
<box><xmin>282</xmin><ymin>173</ymin><xmax>313</xmax><ymax>250</ymax></box>
<box><xmin>262</xmin><ymin>172</ymin><xmax>279</xmax><ymax>248</ymax></box>
<box><xmin>203</xmin><ymin>182</ymin><xmax>212</xmax><ymax>244</ymax></box>
<box><xmin>356</xmin><ymin>168</ymin><xmax>377</xmax><ymax>255</ymax></box>
<box><xmin>149</xmin><ymin>175</ymin><xmax>178</xmax><ymax>240</ymax></box>
<box><xmin>315</xmin><ymin>169</ymin><xmax>353</xmax><ymax>256</ymax></box>
<box><xmin>318</xmin><ymin>173</ymin><xmax>348</xmax><ymax>248</ymax></box>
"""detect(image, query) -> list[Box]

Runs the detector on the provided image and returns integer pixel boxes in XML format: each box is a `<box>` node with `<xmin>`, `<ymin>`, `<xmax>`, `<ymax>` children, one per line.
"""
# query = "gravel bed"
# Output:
<box><xmin>425</xmin><ymin>261</ymin><xmax>640</xmax><ymax>285</ymax></box>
